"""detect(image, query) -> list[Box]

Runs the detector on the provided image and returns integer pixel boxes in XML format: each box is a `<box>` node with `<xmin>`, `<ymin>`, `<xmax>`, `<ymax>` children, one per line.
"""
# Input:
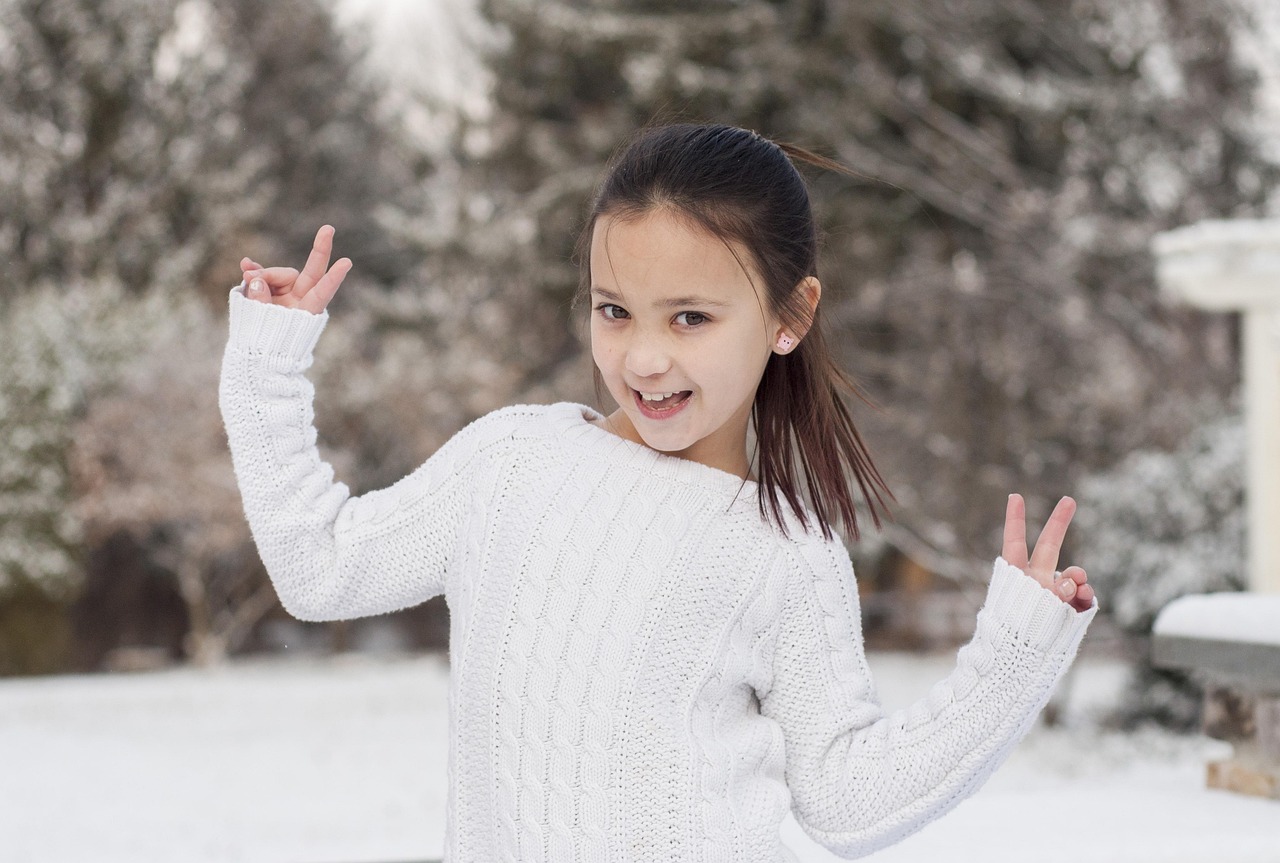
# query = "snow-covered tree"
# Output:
<box><xmin>0</xmin><ymin>0</ymin><xmax>435</xmax><ymax>669</ymax></box>
<box><xmin>0</xmin><ymin>0</ymin><xmax>423</xmax><ymax>303</ymax></box>
<box><xmin>0</xmin><ymin>0</ymin><xmax>265</xmax><ymax>299</ymax></box>
<box><xmin>212</xmin><ymin>0</ymin><xmax>428</xmax><ymax>290</ymax></box>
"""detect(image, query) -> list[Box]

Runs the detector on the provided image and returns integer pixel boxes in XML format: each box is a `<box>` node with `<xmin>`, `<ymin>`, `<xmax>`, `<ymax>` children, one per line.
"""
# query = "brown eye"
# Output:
<box><xmin>675</xmin><ymin>311</ymin><xmax>707</xmax><ymax>327</ymax></box>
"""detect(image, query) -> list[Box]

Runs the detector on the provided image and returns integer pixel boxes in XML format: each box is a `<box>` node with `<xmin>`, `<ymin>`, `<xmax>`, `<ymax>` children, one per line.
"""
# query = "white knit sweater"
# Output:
<box><xmin>218</xmin><ymin>285</ymin><xmax>1098</xmax><ymax>862</ymax></box>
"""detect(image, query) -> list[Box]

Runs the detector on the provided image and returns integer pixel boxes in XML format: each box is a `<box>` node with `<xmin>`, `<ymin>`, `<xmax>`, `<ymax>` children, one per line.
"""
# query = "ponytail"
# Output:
<box><xmin>754</xmin><ymin>302</ymin><xmax>892</xmax><ymax>541</ymax></box>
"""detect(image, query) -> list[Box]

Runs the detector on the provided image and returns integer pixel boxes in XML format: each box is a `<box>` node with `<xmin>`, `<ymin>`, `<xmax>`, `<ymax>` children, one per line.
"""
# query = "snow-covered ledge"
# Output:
<box><xmin>1152</xmin><ymin>593</ymin><xmax>1280</xmax><ymax>692</ymax></box>
<box><xmin>1152</xmin><ymin>593</ymin><xmax>1280</xmax><ymax>800</ymax></box>
<box><xmin>1151</xmin><ymin>220</ymin><xmax>1280</xmax><ymax>800</ymax></box>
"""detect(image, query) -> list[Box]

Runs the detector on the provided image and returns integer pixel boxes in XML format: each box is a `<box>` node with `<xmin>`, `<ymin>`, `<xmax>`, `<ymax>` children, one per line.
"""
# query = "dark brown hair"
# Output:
<box><xmin>573</xmin><ymin>123</ymin><xmax>893</xmax><ymax>541</ymax></box>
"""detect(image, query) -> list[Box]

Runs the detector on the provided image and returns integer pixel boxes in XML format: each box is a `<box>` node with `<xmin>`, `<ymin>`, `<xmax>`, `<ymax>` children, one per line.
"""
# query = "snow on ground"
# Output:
<box><xmin>1</xmin><ymin>647</ymin><xmax>1277</xmax><ymax>863</ymax></box>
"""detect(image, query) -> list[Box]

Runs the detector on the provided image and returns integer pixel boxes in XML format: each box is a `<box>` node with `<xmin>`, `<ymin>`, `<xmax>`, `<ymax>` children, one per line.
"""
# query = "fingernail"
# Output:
<box><xmin>249</xmin><ymin>278</ymin><xmax>266</xmax><ymax>294</ymax></box>
<box><xmin>1059</xmin><ymin>579</ymin><xmax>1076</xmax><ymax>598</ymax></box>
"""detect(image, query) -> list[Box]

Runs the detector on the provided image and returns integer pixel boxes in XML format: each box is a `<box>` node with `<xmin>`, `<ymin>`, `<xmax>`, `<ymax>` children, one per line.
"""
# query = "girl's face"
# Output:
<box><xmin>588</xmin><ymin>209</ymin><xmax>782</xmax><ymax>480</ymax></box>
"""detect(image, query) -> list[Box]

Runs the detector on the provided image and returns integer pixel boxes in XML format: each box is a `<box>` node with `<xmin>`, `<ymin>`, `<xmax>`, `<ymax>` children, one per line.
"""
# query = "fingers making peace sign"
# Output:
<box><xmin>1003</xmin><ymin>494</ymin><xmax>1095</xmax><ymax>613</ymax></box>
<box><xmin>240</xmin><ymin>225</ymin><xmax>352</xmax><ymax>316</ymax></box>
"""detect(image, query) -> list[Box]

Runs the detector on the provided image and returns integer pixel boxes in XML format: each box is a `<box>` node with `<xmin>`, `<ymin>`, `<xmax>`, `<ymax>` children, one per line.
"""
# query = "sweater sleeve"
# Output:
<box><xmin>217</xmin><ymin>285</ymin><xmax>500</xmax><ymax>622</ymax></box>
<box><xmin>758</xmin><ymin>542</ymin><xmax>1097</xmax><ymax>859</ymax></box>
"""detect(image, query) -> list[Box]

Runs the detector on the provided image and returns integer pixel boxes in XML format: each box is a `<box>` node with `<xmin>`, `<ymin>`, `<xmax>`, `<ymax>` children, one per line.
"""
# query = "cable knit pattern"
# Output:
<box><xmin>218</xmin><ymin>285</ymin><xmax>1098</xmax><ymax>862</ymax></box>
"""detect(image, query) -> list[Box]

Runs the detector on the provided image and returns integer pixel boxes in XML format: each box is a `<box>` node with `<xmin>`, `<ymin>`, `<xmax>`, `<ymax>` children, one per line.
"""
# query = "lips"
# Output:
<box><xmin>633</xmin><ymin>388</ymin><xmax>692</xmax><ymax>419</ymax></box>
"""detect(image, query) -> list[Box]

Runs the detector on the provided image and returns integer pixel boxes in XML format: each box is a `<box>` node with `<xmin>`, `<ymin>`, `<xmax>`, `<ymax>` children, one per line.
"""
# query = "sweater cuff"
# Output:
<box><xmin>978</xmin><ymin>556</ymin><xmax>1097</xmax><ymax>653</ymax></box>
<box><xmin>226</xmin><ymin>282</ymin><xmax>330</xmax><ymax>361</ymax></box>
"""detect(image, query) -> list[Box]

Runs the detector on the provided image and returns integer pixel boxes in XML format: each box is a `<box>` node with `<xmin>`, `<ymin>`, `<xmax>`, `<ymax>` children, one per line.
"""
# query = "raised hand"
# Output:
<box><xmin>240</xmin><ymin>225</ymin><xmax>352</xmax><ymax>316</ymax></box>
<box><xmin>1002</xmin><ymin>494</ymin><xmax>1095</xmax><ymax>613</ymax></box>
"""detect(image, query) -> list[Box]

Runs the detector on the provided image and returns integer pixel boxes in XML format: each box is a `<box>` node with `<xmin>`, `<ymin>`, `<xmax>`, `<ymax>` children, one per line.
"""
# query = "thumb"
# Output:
<box><xmin>244</xmin><ymin>276</ymin><xmax>271</xmax><ymax>304</ymax></box>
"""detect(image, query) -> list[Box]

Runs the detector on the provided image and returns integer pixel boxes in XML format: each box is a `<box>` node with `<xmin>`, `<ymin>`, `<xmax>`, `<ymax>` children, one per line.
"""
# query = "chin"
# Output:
<box><xmin>627</xmin><ymin>422</ymin><xmax>691</xmax><ymax>453</ymax></box>
<box><xmin>641</xmin><ymin>435</ymin><xmax>694</xmax><ymax>454</ymax></box>
<box><xmin>628</xmin><ymin>417</ymin><xmax>702</xmax><ymax>455</ymax></box>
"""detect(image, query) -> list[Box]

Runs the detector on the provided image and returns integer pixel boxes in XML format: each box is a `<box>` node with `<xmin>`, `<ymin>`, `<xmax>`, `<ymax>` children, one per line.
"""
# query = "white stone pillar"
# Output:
<box><xmin>1154</xmin><ymin>219</ymin><xmax>1280</xmax><ymax>594</ymax></box>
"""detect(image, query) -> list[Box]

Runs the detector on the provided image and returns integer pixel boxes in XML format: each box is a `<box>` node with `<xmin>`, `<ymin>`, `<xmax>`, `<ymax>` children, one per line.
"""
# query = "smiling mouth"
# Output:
<box><xmin>633</xmin><ymin>389</ymin><xmax>692</xmax><ymax>415</ymax></box>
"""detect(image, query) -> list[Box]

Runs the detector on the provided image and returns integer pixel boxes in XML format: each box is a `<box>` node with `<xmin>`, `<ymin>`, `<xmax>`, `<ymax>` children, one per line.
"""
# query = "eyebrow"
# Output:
<box><xmin>590</xmin><ymin>286</ymin><xmax>731</xmax><ymax>308</ymax></box>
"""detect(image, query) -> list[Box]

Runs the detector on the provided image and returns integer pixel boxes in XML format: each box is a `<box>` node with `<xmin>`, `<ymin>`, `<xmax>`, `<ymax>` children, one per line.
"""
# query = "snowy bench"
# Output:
<box><xmin>1152</xmin><ymin>593</ymin><xmax>1280</xmax><ymax>799</ymax></box>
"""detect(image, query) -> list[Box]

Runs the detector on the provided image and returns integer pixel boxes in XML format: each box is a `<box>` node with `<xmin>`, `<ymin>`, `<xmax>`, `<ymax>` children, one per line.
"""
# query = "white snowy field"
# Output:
<box><xmin>1</xmin><ymin>647</ymin><xmax>1277</xmax><ymax>863</ymax></box>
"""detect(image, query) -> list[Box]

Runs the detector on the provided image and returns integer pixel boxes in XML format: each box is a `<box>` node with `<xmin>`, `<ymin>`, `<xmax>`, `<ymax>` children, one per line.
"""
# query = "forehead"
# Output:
<box><xmin>589</xmin><ymin>210</ymin><xmax>760</xmax><ymax>302</ymax></box>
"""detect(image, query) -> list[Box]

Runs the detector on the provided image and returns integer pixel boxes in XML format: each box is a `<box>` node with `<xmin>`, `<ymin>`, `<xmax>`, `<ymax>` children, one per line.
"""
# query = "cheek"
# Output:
<box><xmin>706</xmin><ymin>348</ymin><xmax>769</xmax><ymax>405</ymax></box>
<box><xmin>589</xmin><ymin>332</ymin><xmax>610</xmax><ymax>367</ymax></box>
<box><xmin>590</xmin><ymin>333</ymin><xmax>623</xmax><ymax>381</ymax></box>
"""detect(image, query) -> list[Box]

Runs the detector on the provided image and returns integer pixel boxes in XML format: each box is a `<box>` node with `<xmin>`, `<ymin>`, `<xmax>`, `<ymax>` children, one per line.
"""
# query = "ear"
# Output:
<box><xmin>773</xmin><ymin>276</ymin><xmax>822</xmax><ymax>354</ymax></box>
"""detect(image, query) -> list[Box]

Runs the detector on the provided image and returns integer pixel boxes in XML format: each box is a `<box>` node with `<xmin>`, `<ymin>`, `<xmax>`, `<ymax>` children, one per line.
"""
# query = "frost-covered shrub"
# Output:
<box><xmin>1075</xmin><ymin>410</ymin><xmax>1245</xmax><ymax>730</ymax></box>
<box><xmin>0</xmin><ymin>288</ymin><xmax>96</xmax><ymax>601</ymax></box>
<box><xmin>1076</xmin><ymin>412</ymin><xmax>1246</xmax><ymax>634</ymax></box>
<box><xmin>0</xmin><ymin>281</ymin><xmax>186</xmax><ymax>602</ymax></box>
<box><xmin>68</xmin><ymin>286</ymin><xmax>257</xmax><ymax>666</ymax></box>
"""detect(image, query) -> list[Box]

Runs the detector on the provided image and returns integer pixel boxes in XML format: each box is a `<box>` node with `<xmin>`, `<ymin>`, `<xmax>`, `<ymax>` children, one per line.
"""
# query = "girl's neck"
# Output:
<box><xmin>589</xmin><ymin>408</ymin><xmax>758</xmax><ymax>483</ymax></box>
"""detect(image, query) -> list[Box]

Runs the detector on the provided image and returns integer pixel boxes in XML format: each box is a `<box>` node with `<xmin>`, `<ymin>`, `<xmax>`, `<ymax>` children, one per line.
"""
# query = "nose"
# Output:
<box><xmin>623</xmin><ymin>329</ymin><xmax>672</xmax><ymax>379</ymax></box>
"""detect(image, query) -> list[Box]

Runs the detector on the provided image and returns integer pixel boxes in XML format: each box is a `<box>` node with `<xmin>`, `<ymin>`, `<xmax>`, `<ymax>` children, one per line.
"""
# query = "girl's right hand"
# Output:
<box><xmin>240</xmin><ymin>225</ymin><xmax>352</xmax><ymax>315</ymax></box>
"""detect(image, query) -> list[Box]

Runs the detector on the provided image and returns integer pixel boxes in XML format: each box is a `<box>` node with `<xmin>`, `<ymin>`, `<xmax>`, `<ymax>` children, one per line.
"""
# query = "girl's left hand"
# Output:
<box><xmin>1002</xmin><ymin>493</ymin><xmax>1095</xmax><ymax>613</ymax></box>
<box><xmin>238</xmin><ymin>225</ymin><xmax>351</xmax><ymax>315</ymax></box>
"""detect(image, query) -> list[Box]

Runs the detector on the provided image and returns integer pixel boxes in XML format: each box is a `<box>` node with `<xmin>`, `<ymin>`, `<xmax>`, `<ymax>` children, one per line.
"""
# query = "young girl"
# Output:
<box><xmin>220</xmin><ymin>123</ymin><xmax>1097</xmax><ymax>862</ymax></box>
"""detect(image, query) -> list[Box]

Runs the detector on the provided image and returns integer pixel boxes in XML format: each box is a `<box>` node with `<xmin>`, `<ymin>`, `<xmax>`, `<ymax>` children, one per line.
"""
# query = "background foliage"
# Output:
<box><xmin>0</xmin><ymin>0</ymin><xmax>1270</xmax><ymax>718</ymax></box>
<box><xmin>457</xmin><ymin>0</ymin><xmax>1272</xmax><ymax>578</ymax></box>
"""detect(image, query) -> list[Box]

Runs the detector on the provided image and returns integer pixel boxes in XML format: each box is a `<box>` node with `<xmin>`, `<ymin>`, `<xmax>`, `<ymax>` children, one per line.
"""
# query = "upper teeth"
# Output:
<box><xmin>641</xmin><ymin>391</ymin><xmax>679</xmax><ymax>401</ymax></box>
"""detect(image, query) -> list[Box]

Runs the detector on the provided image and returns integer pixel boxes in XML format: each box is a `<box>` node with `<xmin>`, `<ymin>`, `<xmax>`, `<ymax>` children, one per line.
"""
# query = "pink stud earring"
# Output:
<box><xmin>776</xmin><ymin>334</ymin><xmax>795</xmax><ymax>352</ymax></box>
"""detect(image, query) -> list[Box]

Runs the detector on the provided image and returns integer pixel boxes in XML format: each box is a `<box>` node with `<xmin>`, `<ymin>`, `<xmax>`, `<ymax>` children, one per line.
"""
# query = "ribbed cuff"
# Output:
<box><xmin>980</xmin><ymin>557</ymin><xmax>1097</xmax><ymax>653</ymax></box>
<box><xmin>226</xmin><ymin>282</ymin><xmax>330</xmax><ymax>361</ymax></box>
